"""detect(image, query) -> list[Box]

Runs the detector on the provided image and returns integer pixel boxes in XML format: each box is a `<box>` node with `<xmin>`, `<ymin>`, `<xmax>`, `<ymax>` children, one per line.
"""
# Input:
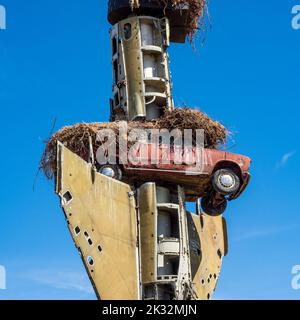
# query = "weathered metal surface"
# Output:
<box><xmin>110</xmin><ymin>16</ymin><xmax>173</xmax><ymax>121</ymax></box>
<box><xmin>56</xmin><ymin>142</ymin><xmax>139</xmax><ymax>300</ymax></box>
<box><xmin>138</xmin><ymin>183</ymin><xmax>195</xmax><ymax>299</ymax></box>
<box><xmin>124</xmin><ymin>146</ymin><xmax>251</xmax><ymax>175</ymax></box>
<box><xmin>54</xmin><ymin>142</ymin><xmax>229</xmax><ymax>300</ymax></box>
<box><xmin>187</xmin><ymin>212</ymin><xmax>228</xmax><ymax>300</ymax></box>
<box><xmin>108</xmin><ymin>0</ymin><xmax>190</xmax><ymax>43</ymax></box>
<box><xmin>176</xmin><ymin>186</ymin><xmax>194</xmax><ymax>300</ymax></box>
<box><xmin>119</xmin><ymin>17</ymin><xmax>146</xmax><ymax>120</ymax></box>
<box><xmin>138</xmin><ymin>183</ymin><xmax>158</xmax><ymax>284</ymax></box>
<box><xmin>122</xmin><ymin>146</ymin><xmax>251</xmax><ymax>201</ymax></box>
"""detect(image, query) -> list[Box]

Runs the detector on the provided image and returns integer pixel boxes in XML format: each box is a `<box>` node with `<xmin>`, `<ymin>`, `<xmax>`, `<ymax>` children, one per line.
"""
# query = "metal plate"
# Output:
<box><xmin>56</xmin><ymin>142</ymin><xmax>139</xmax><ymax>300</ymax></box>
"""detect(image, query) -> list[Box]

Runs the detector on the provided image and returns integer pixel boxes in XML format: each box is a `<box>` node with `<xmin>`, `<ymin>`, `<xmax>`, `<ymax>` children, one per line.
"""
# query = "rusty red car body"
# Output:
<box><xmin>120</xmin><ymin>144</ymin><xmax>251</xmax><ymax>202</ymax></box>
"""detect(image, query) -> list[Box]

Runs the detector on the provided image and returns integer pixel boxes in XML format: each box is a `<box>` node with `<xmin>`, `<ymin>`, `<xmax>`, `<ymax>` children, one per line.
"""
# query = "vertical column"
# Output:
<box><xmin>110</xmin><ymin>16</ymin><xmax>173</xmax><ymax>121</ymax></box>
<box><xmin>138</xmin><ymin>183</ymin><xmax>194</xmax><ymax>300</ymax></box>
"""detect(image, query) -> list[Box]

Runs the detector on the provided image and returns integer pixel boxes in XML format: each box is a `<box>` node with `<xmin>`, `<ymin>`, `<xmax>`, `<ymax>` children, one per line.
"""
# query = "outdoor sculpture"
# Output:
<box><xmin>41</xmin><ymin>0</ymin><xmax>251</xmax><ymax>300</ymax></box>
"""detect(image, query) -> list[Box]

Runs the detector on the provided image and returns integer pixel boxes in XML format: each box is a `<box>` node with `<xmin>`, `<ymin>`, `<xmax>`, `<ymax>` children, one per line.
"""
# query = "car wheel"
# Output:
<box><xmin>212</xmin><ymin>169</ymin><xmax>240</xmax><ymax>195</ymax></box>
<box><xmin>201</xmin><ymin>196</ymin><xmax>227</xmax><ymax>216</ymax></box>
<box><xmin>98</xmin><ymin>165</ymin><xmax>122</xmax><ymax>181</ymax></box>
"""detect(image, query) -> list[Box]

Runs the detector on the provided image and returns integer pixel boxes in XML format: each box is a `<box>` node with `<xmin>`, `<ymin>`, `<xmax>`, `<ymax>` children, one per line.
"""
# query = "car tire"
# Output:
<box><xmin>98</xmin><ymin>165</ymin><xmax>122</xmax><ymax>181</ymax></box>
<box><xmin>212</xmin><ymin>169</ymin><xmax>240</xmax><ymax>195</ymax></box>
<box><xmin>201</xmin><ymin>196</ymin><xmax>227</xmax><ymax>216</ymax></box>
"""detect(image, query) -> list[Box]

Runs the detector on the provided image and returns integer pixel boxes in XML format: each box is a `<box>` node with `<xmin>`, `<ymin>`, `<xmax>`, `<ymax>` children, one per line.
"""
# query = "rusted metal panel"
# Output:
<box><xmin>56</xmin><ymin>142</ymin><xmax>139</xmax><ymax>300</ymax></box>
<box><xmin>123</xmin><ymin>145</ymin><xmax>251</xmax><ymax>201</ymax></box>
<box><xmin>124</xmin><ymin>146</ymin><xmax>251</xmax><ymax>176</ymax></box>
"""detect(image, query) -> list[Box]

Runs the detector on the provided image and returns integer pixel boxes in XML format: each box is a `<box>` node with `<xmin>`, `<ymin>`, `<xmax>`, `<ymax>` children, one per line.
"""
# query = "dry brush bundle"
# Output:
<box><xmin>40</xmin><ymin>121</ymin><xmax>152</xmax><ymax>180</ymax></box>
<box><xmin>156</xmin><ymin>107</ymin><xmax>227</xmax><ymax>148</ymax></box>
<box><xmin>40</xmin><ymin>108</ymin><xmax>227</xmax><ymax>180</ymax></box>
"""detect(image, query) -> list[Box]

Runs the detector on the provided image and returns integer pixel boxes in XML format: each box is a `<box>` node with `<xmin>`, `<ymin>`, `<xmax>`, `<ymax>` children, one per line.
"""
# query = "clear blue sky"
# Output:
<box><xmin>0</xmin><ymin>0</ymin><xmax>300</xmax><ymax>300</ymax></box>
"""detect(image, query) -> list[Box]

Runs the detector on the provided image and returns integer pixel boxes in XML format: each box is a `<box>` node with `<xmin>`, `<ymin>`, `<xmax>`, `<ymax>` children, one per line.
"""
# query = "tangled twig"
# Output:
<box><xmin>40</xmin><ymin>108</ymin><xmax>228</xmax><ymax>180</ymax></box>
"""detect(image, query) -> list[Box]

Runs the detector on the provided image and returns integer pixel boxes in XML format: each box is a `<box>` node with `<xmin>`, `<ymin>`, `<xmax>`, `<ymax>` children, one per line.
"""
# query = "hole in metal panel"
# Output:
<box><xmin>74</xmin><ymin>226</ymin><xmax>81</xmax><ymax>235</ymax></box>
<box><xmin>87</xmin><ymin>256</ymin><xmax>94</xmax><ymax>266</ymax></box>
<box><xmin>112</xmin><ymin>36</ymin><xmax>117</xmax><ymax>55</ymax></box>
<box><xmin>63</xmin><ymin>191</ymin><xmax>73</xmax><ymax>204</ymax></box>
<box><xmin>123</xmin><ymin>23</ymin><xmax>132</xmax><ymax>40</ymax></box>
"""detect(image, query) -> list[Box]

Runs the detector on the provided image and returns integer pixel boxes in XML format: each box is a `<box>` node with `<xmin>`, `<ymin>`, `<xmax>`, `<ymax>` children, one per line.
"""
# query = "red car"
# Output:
<box><xmin>97</xmin><ymin>145</ymin><xmax>251</xmax><ymax>215</ymax></box>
